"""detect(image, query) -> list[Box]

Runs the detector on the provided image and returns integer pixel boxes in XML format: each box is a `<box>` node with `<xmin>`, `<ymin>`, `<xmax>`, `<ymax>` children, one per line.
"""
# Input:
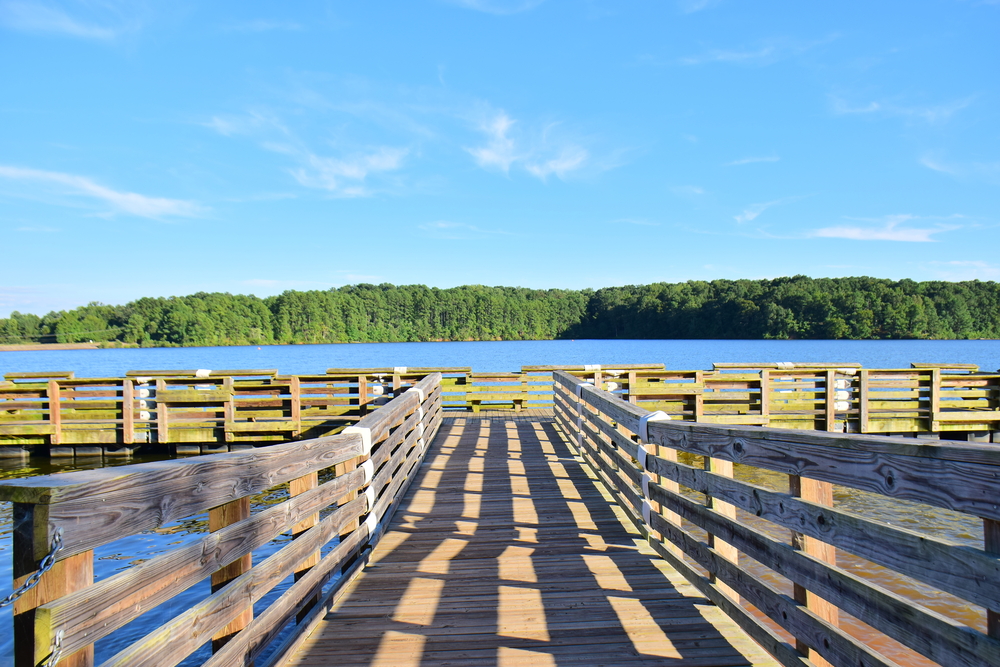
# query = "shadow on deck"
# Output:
<box><xmin>285</xmin><ymin>414</ymin><xmax>777</xmax><ymax>667</ymax></box>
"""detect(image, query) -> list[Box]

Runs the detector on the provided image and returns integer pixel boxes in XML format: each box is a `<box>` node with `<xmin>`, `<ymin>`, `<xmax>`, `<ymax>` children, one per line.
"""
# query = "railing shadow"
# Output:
<box><xmin>292</xmin><ymin>415</ymin><xmax>773</xmax><ymax>666</ymax></box>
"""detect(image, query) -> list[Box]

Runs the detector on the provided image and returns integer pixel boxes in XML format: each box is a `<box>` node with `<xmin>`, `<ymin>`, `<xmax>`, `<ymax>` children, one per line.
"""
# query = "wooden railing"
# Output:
<box><xmin>553</xmin><ymin>370</ymin><xmax>1000</xmax><ymax>667</ymax></box>
<box><xmin>0</xmin><ymin>373</ymin><xmax>443</xmax><ymax>667</ymax></box>
<box><xmin>3</xmin><ymin>363</ymin><xmax>997</xmax><ymax>457</ymax></box>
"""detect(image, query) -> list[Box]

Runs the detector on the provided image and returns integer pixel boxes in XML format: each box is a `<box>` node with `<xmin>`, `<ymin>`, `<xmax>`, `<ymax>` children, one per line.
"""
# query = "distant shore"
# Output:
<box><xmin>0</xmin><ymin>342</ymin><xmax>101</xmax><ymax>351</ymax></box>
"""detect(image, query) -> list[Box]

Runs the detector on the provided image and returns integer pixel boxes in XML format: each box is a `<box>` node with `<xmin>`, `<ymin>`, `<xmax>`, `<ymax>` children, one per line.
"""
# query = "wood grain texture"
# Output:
<box><xmin>648</xmin><ymin>481</ymin><xmax>1000</xmax><ymax>667</ymax></box>
<box><xmin>283</xmin><ymin>413</ymin><xmax>778</xmax><ymax>667</ymax></box>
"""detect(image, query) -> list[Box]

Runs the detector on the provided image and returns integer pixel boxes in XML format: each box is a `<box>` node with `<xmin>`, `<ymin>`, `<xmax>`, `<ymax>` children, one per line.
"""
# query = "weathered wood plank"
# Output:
<box><xmin>648</xmin><ymin>481</ymin><xmax>1000</xmax><ymax>667</ymax></box>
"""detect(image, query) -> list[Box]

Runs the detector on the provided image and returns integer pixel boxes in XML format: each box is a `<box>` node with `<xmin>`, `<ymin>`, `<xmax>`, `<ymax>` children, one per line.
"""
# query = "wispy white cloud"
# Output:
<box><xmin>726</xmin><ymin>155</ymin><xmax>779</xmax><ymax>166</ymax></box>
<box><xmin>206</xmin><ymin>109</ymin><xmax>408</xmax><ymax>197</ymax></box>
<box><xmin>525</xmin><ymin>146</ymin><xmax>588</xmax><ymax>180</ymax></box>
<box><xmin>670</xmin><ymin>185</ymin><xmax>705</xmax><ymax>196</ymax></box>
<box><xmin>919</xmin><ymin>154</ymin><xmax>957</xmax><ymax>174</ymax></box>
<box><xmin>0</xmin><ymin>1</ymin><xmax>138</xmax><ymax>39</ymax></box>
<box><xmin>918</xmin><ymin>154</ymin><xmax>1000</xmax><ymax>182</ymax></box>
<box><xmin>443</xmin><ymin>0</ymin><xmax>544</xmax><ymax>14</ymax></box>
<box><xmin>680</xmin><ymin>35</ymin><xmax>835</xmax><ymax>66</ymax></box>
<box><xmin>0</xmin><ymin>165</ymin><xmax>203</xmax><ymax>218</ymax></box>
<box><xmin>677</xmin><ymin>0</ymin><xmax>720</xmax><ymax>13</ymax></box>
<box><xmin>681</xmin><ymin>46</ymin><xmax>775</xmax><ymax>65</ymax></box>
<box><xmin>288</xmin><ymin>147</ymin><xmax>408</xmax><ymax>197</ymax></box>
<box><xmin>467</xmin><ymin>112</ymin><xmax>520</xmax><ymax>172</ymax></box>
<box><xmin>734</xmin><ymin>200</ymin><xmax>783</xmax><ymax>224</ymax></box>
<box><xmin>812</xmin><ymin>214</ymin><xmax>960</xmax><ymax>242</ymax></box>
<box><xmin>466</xmin><ymin>109</ymin><xmax>594</xmax><ymax>181</ymax></box>
<box><xmin>419</xmin><ymin>220</ymin><xmax>510</xmax><ymax>239</ymax></box>
<box><xmin>830</xmin><ymin>95</ymin><xmax>975</xmax><ymax>123</ymax></box>
<box><xmin>225</xmin><ymin>19</ymin><xmax>302</xmax><ymax>33</ymax></box>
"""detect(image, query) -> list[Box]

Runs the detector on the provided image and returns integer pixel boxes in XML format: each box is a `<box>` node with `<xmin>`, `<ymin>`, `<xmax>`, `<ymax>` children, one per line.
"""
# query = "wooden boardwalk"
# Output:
<box><xmin>285</xmin><ymin>412</ymin><xmax>778</xmax><ymax>667</ymax></box>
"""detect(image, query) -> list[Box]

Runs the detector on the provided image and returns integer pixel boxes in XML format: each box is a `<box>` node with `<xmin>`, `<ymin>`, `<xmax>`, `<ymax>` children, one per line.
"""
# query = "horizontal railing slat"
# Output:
<box><xmin>99</xmin><ymin>496</ymin><xmax>367</xmax><ymax>667</ymax></box>
<box><xmin>649</xmin><ymin>455</ymin><xmax>1000</xmax><ymax>612</ymax></box>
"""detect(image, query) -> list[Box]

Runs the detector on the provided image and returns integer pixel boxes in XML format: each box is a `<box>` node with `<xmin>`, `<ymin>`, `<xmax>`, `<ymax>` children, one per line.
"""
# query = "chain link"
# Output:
<box><xmin>0</xmin><ymin>528</ymin><xmax>63</xmax><ymax>608</ymax></box>
<box><xmin>41</xmin><ymin>629</ymin><xmax>63</xmax><ymax>667</ymax></box>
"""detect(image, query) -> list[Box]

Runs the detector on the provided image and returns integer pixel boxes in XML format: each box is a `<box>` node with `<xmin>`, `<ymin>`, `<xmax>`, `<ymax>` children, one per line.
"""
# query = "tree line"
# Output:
<box><xmin>1</xmin><ymin>277</ymin><xmax>998</xmax><ymax>346</ymax></box>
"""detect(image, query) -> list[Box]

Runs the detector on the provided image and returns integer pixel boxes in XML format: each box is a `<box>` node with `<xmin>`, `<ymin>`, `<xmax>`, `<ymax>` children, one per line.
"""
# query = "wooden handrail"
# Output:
<box><xmin>553</xmin><ymin>370</ymin><xmax>1000</xmax><ymax>667</ymax></box>
<box><xmin>0</xmin><ymin>373</ymin><xmax>443</xmax><ymax>667</ymax></box>
<box><xmin>3</xmin><ymin>365</ymin><xmax>999</xmax><ymax>456</ymax></box>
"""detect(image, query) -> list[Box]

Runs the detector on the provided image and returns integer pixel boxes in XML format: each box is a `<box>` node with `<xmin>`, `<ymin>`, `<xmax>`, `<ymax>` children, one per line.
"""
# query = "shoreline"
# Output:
<box><xmin>0</xmin><ymin>342</ymin><xmax>101</xmax><ymax>351</ymax></box>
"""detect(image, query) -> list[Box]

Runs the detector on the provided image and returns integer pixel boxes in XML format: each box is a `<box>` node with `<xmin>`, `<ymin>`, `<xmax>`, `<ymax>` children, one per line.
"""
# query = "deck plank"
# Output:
<box><xmin>283</xmin><ymin>415</ymin><xmax>779</xmax><ymax>667</ymax></box>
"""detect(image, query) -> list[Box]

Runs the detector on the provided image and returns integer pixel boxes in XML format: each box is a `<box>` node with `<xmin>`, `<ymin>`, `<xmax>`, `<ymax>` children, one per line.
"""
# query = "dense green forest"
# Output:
<box><xmin>1</xmin><ymin>277</ymin><xmax>998</xmax><ymax>346</ymax></box>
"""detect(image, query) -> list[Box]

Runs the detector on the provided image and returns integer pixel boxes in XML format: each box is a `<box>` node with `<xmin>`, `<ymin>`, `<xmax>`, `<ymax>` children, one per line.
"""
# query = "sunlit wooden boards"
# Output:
<box><xmin>284</xmin><ymin>415</ymin><xmax>779</xmax><ymax>667</ymax></box>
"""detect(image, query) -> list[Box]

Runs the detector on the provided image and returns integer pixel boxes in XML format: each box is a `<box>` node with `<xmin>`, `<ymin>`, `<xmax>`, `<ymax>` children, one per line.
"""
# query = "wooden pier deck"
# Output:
<box><xmin>284</xmin><ymin>411</ymin><xmax>777</xmax><ymax>667</ymax></box>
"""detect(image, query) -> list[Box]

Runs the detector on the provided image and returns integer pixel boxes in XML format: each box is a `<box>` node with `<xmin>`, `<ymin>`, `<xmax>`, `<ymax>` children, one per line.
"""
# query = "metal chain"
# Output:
<box><xmin>0</xmin><ymin>528</ymin><xmax>64</xmax><ymax>608</ymax></box>
<box><xmin>41</xmin><ymin>629</ymin><xmax>63</xmax><ymax>667</ymax></box>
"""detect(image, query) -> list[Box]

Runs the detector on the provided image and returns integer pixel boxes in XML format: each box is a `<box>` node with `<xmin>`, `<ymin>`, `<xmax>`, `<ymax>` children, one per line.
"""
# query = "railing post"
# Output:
<box><xmin>759</xmin><ymin>370</ymin><xmax>770</xmax><ymax>423</ymax></box>
<box><xmin>122</xmin><ymin>379</ymin><xmax>135</xmax><ymax>445</ymax></box>
<box><xmin>209</xmin><ymin>497</ymin><xmax>252</xmax><ymax>651</ymax></box>
<box><xmin>290</xmin><ymin>471</ymin><xmax>319</xmax><ymax>622</ymax></box>
<box><xmin>155</xmin><ymin>379</ymin><xmax>168</xmax><ymax>444</ymax></box>
<box><xmin>357</xmin><ymin>374</ymin><xmax>369</xmax><ymax>417</ymax></box>
<box><xmin>704</xmin><ymin>457</ymin><xmax>739</xmax><ymax>603</ymax></box>
<box><xmin>824</xmin><ymin>369</ymin><xmax>836</xmax><ymax>432</ymax></box>
<box><xmin>859</xmin><ymin>370</ymin><xmax>870</xmax><ymax>433</ymax></box>
<box><xmin>13</xmin><ymin>504</ymin><xmax>94</xmax><ymax>667</ymax></box>
<box><xmin>930</xmin><ymin>368</ymin><xmax>942</xmax><ymax>433</ymax></box>
<box><xmin>285</xmin><ymin>375</ymin><xmax>299</xmax><ymax>438</ymax></box>
<box><xmin>47</xmin><ymin>380</ymin><xmax>61</xmax><ymax>446</ymax></box>
<box><xmin>788</xmin><ymin>474</ymin><xmax>838</xmax><ymax>667</ymax></box>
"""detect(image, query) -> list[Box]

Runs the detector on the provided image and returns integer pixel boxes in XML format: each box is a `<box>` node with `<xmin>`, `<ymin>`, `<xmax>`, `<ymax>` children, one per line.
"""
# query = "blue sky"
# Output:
<box><xmin>2</xmin><ymin>0</ymin><xmax>998</xmax><ymax>317</ymax></box>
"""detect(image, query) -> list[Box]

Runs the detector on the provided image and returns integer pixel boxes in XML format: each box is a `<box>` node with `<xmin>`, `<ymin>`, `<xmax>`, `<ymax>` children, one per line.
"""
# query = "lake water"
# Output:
<box><xmin>1</xmin><ymin>339</ymin><xmax>998</xmax><ymax>665</ymax></box>
<box><xmin>1</xmin><ymin>338</ymin><xmax>998</xmax><ymax>377</ymax></box>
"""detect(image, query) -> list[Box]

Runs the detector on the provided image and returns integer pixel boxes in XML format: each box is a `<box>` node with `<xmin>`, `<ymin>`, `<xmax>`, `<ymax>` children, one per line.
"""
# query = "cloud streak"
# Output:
<box><xmin>287</xmin><ymin>147</ymin><xmax>408</xmax><ymax>197</ymax></box>
<box><xmin>465</xmin><ymin>109</ymin><xmax>593</xmax><ymax>181</ymax></box>
<box><xmin>0</xmin><ymin>165</ymin><xmax>203</xmax><ymax>218</ymax></box>
<box><xmin>443</xmin><ymin>0</ymin><xmax>544</xmax><ymax>14</ymax></box>
<box><xmin>0</xmin><ymin>1</ymin><xmax>136</xmax><ymax>39</ymax></box>
<box><xmin>680</xmin><ymin>35</ymin><xmax>835</xmax><ymax>66</ymax></box>
<box><xmin>726</xmin><ymin>155</ymin><xmax>779</xmax><ymax>166</ymax></box>
<box><xmin>830</xmin><ymin>95</ymin><xmax>976</xmax><ymax>123</ymax></box>
<box><xmin>812</xmin><ymin>214</ymin><xmax>960</xmax><ymax>242</ymax></box>
<box><xmin>734</xmin><ymin>200</ymin><xmax>783</xmax><ymax>224</ymax></box>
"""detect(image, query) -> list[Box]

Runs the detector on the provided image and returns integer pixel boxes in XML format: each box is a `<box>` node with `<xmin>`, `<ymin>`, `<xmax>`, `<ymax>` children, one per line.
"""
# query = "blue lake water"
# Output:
<box><xmin>1</xmin><ymin>338</ymin><xmax>998</xmax><ymax>377</ymax></box>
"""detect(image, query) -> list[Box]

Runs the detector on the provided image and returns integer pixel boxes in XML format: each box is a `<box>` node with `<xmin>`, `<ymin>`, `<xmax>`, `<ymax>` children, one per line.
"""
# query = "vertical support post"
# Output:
<box><xmin>859</xmin><ymin>370</ymin><xmax>870</xmax><ymax>434</ymax></box>
<box><xmin>357</xmin><ymin>374</ymin><xmax>369</xmax><ymax>417</ymax></box>
<box><xmin>986</xmin><ymin>518</ymin><xmax>999</xmax><ymax>639</ymax></box>
<box><xmin>788</xmin><ymin>474</ymin><xmax>838</xmax><ymax>667</ymax></box>
<box><xmin>519</xmin><ymin>373</ymin><xmax>528</xmax><ymax>413</ymax></box>
<box><xmin>337</xmin><ymin>457</ymin><xmax>360</xmax><ymax>538</ymax></box>
<box><xmin>627</xmin><ymin>371</ymin><xmax>637</xmax><ymax>405</ymax></box>
<box><xmin>223</xmin><ymin>376</ymin><xmax>235</xmax><ymax>443</ymax></box>
<box><xmin>290</xmin><ymin>471</ymin><xmax>319</xmax><ymax>621</ymax></box>
<box><xmin>694</xmin><ymin>371</ymin><xmax>704</xmax><ymax>421</ymax></box>
<box><xmin>760</xmin><ymin>370</ymin><xmax>770</xmax><ymax>423</ymax></box>
<box><xmin>930</xmin><ymin>368</ymin><xmax>942</xmax><ymax>433</ymax></box>
<box><xmin>155</xmin><ymin>379</ymin><xmax>168</xmax><ymax>445</ymax></box>
<box><xmin>704</xmin><ymin>457</ymin><xmax>739</xmax><ymax>603</ymax></box>
<box><xmin>653</xmin><ymin>440</ymin><xmax>683</xmax><ymax>559</ymax></box>
<box><xmin>47</xmin><ymin>380</ymin><xmax>61</xmax><ymax>446</ymax></box>
<box><xmin>824</xmin><ymin>369</ymin><xmax>836</xmax><ymax>432</ymax></box>
<box><xmin>122</xmin><ymin>379</ymin><xmax>135</xmax><ymax>445</ymax></box>
<box><xmin>209</xmin><ymin>498</ymin><xmax>252</xmax><ymax>651</ymax></box>
<box><xmin>13</xmin><ymin>504</ymin><xmax>94</xmax><ymax>667</ymax></box>
<box><xmin>289</xmin><ymin>375</ymin><xmax>301</xmax><ymax>437</ymax></box>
